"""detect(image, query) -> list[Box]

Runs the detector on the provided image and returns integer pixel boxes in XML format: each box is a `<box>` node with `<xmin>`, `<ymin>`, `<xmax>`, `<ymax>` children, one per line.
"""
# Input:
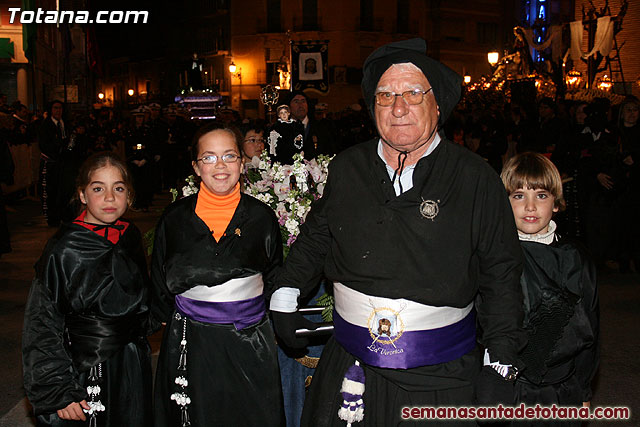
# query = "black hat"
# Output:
<box><xmin>287</xmin><ymin>90</ymin><xmax>309</xmax><ymax>105</ymax></box>
<box><xmin>361</xmin><ymin>38</ymin><xmax>461</xmax><ymax>124</ymax></box>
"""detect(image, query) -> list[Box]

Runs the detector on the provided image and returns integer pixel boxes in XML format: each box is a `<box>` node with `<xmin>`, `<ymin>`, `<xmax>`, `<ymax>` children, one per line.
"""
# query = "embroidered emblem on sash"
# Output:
<box><xmin>420</xmin><ymin>199</ymin><xmax>439</xmax><ymax>220</ymax></box>
<box><xmin>366</xmin><ymin>304</ymin><xmax>406</xmax><ymax>356</ymax></box>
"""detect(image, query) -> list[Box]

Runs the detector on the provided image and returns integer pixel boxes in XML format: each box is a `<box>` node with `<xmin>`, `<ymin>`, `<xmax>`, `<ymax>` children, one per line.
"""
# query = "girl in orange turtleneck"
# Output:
<box><xmin>151</xmin><ymin>124</ymin><xmax>285</xmax><ymax>427</ymax></box>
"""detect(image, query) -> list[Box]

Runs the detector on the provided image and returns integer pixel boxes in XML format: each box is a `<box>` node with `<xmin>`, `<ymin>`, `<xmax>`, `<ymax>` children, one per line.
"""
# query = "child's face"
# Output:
<box><xmin>509</xmin><ymin>186</ymin><xmax>558</xmax><ymax>236</ymax></box>
<box><xmin>79</xmin><ymin>165</ymin><xmax>129</xmax><ymax>225</ymax></box>
<box><xmin>192</xmin><ymin>129</ymin><xmax>243</xmax><ymax>196</ymax></box>
<box><xmin>278</xmin><ymin>108</ymin><xmax>290</xmax><ymax>121</ymax></box>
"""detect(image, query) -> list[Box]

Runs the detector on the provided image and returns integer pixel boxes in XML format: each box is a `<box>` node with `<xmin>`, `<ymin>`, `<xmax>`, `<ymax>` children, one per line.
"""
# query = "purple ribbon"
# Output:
<box><xmin>333</xmin><ymin>310</ymin><xmax>476</xmax><ymax>369</ymax></box>
<box><xmin>174</xmin><ymin>294</ymin><xmax>266</xmax><ymax>330</ymax></box>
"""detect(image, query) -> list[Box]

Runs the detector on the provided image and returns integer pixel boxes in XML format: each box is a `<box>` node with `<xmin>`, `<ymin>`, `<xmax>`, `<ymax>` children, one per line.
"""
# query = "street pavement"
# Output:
<box><xmin>0</xmin><ymin>193</ymin><xmax>638</xmax><ymax>426</ymax></box>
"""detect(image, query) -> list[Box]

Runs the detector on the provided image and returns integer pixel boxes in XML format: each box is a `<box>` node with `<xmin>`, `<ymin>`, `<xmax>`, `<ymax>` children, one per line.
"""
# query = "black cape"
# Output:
<box><xmin>151</xmin><ymin>193</ymin><xmax>285</xmax><ymax>427</ymax></box>
<box><xmin>22</xmin><ymin>221</ymin><xmax>154</xmax><ymax>426</ymax></box>
<box><xmin>515</xmin><ymin>238</ymin><xmax>599</xmax><ymax>406</ymax></box>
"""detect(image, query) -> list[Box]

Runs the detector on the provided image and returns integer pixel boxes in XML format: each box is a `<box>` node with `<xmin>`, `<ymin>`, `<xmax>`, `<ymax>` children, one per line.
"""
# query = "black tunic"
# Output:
<box><xmin>270</xmin><ymin>119</ymin><xmax>306</xmax><ymax>164</ymax></box>
<box><xmin>22</xmin><ymin>221</ymin><xmax>154</xmax><ymax>426</ymax></box>
<box><xmin>151</xmin><ymin>193</ymin><xmax>285</xmax><ymax>427</ymax></box>
<box><xmin>278</xmin><ymin>138</ymin><xmax>526</xmax><ymax>426</ymax></box>
<box><xmin>514</xmin><ymin>238</ymin><xmax>599</xmax><ymax>423</ymax></box>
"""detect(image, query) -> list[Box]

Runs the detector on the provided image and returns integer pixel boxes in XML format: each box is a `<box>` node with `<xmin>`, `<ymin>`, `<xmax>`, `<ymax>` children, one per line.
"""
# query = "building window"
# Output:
<box><xmin>397</xmin><ymin>0</ymin><xmax>409</xmax><ymax>32</ymax></box>
<box><xmin>360</xmin><ymin>0</ymin><xmax>373</xmax><ymax>31</ymax></box>
<box><xmin>267</xmin><ymin>0</ymin><xmax>281</xmax><ymax>32</ymax></box>
<box><xmin>302</xmin><ymin>0</ymin><xmax>318</xmax><ymax>30</ymax></box>
<box><xmin>477</xmin><ymin>22</ymin><xmax>498</xmax><ymax>46</ymax></box>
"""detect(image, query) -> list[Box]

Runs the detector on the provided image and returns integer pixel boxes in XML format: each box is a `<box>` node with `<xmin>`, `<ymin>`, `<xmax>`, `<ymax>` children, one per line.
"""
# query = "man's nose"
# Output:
<box><xmin>391</xmin><ymin>95</ymin><xmax>410</xmax><ymax>117</ymax></box>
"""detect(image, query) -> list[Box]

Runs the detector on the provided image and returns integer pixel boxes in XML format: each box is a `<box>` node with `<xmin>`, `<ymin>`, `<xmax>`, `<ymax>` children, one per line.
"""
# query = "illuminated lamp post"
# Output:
<box><xmin>487</xmin><ymin>51</ymin><xmax>499</xmax><ymax>72</ymax></box>
<box><xmin>229</xmin><ymin>61</ymin><xmax>243</xmax><ymax>114</ymax></box>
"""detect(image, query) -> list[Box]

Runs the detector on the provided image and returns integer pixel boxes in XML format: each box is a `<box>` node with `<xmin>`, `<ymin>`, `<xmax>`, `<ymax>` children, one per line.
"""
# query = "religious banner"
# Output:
<box><xmin>290</xmin><ymin>40</ymin><xmax>329</xmax><ymax>93</ymax></box>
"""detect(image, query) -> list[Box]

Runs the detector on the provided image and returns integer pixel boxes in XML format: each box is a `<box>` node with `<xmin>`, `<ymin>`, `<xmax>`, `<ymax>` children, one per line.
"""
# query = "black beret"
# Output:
<box><xmin>287</xmin><ymin>90</ymin><xmax>309</xmax><ymax>105</ymax></box>
<box><xmin>361</xmin><ymin>38</ymin><xmax>462</xmax><ymax>124</ymax></box>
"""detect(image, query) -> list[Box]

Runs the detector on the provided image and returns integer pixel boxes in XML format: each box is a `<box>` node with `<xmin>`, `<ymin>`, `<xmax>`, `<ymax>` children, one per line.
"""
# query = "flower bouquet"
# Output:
<box><xmin>243</xmin><ymin>151</ymin><xmax>332</xmax><ymax>257</ymax></box>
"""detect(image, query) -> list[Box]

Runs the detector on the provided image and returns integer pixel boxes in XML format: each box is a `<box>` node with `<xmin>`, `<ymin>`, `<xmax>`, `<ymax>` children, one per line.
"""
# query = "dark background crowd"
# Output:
<box><xmin>1</xmin><ymin>89</ymin><xmax>639</xmax><ymax>273</ymax></box>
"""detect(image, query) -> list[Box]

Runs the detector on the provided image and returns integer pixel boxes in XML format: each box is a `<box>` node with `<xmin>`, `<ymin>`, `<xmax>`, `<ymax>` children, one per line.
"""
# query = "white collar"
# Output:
<box><xmin>518</xmin><ymin>220</ymin><xmax>557</xmax><ymax>245</ymax></box>
<box><xmin>376</xmin><ymin>133</ymin><xmax>441</xmax><ymax>170</ymax></box>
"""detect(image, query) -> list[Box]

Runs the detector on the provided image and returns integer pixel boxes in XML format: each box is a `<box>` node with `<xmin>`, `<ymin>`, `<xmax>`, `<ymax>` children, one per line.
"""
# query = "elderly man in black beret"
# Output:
<box><xmin>270</xmin><ymin>38</ymin><xmax>525</xmax><ymax>426</ymax></box>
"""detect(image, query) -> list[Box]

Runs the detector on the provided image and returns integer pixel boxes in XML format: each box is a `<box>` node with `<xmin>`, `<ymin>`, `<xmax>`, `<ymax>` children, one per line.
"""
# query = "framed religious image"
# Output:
<box><xmin>333</xmin><ymin>66</ymin><xmax>347</xmax><ymax>84</ymax></box>
<box><xmin>299</xmin><ymin>52</ymin><xmax>323</xmax><ymax>81</ymax></box>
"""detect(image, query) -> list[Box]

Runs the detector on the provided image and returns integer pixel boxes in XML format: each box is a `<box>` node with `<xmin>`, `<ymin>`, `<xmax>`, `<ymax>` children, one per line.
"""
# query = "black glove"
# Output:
<box><xmin>271</xmin><ymin>310</ymin><xmax>318</xmax><ymax>350</ymax></box>
<box><xmin>475</xmin><ymin>366</ymin><xmax>516</xmax><ymax>407</ymax></box>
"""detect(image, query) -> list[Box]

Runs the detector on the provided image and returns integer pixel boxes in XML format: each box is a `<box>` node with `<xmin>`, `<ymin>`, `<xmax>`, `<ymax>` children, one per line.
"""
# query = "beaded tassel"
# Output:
<box><xmin>84</xmin><ymin>363</ymin><xmax>105</xmax><ymax>427</ymax></box>
<box><xmin>338</xmin><ymin>360</ymin><xmax>365</xmax><ymax>426</ymax></box>
<box><xmin>178</xmin><ymin>319</ymin><xmax>187</xmax><ymax>371</ymax></box>
<box><xmin>170</xmin><ymin>316</ymin><xmax>191</xmax><ymax>426</ymax></box>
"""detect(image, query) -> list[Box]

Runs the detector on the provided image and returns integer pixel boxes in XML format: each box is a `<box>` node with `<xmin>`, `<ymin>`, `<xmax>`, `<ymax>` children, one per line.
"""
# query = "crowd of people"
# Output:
<box><xmin>2</xmin><ymin>79</ymin><xmax>639</xmax><ymax>270</ymax></box>
<box><xmin>2</xmin><ymin>35</ymin><xmax>633</xmax><ymax>425</ymax></box>
<box><xmin>446</xmin><ymin>92</ymin><xmax>640</xmax><ymax>273</ymax></box>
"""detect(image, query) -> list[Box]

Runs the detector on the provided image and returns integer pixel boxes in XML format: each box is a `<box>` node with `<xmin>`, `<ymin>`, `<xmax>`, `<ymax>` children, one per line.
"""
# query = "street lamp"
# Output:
<box><xmin>97</xmin><ymin>92</ymin><xmax>105</xmax><ymax>100</ymax></box>
<box><xmin>229</xmin><ymin>61</ymin><xmax>243</xmax><ymax>114</ymax></box>
<box><xmin>128</xmin><ymin>89</ymin><xmax>135</xmax><ymax>96</ymax></box>
<box><xmin>229</xmin><ymin>62</ymin><xmax>242</xmax><ymax>80</ymax></box>
<box><xmin>487</xmin><ymin>52</ymin><xmax>499</xmax><ymax>67</ymax></box>
<box><xmin>463</xmin><ymin>75</ymin><xmax>471</xmax><ymax>84</ymax></box>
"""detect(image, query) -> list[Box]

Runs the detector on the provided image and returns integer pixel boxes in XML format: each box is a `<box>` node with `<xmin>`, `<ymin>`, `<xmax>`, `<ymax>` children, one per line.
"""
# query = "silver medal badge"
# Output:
<box><xmin>419</xmin><ymin>198</ymin><xmax>439</xmax><ymax>220</ymax></box>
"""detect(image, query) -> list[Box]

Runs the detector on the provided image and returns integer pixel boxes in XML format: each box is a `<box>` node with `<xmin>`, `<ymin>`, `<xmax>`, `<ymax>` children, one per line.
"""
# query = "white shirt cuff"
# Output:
<box><xmin>269</xmin><ymin>287</ymin><xmax>300</xmax><ymax>313</ymax></box>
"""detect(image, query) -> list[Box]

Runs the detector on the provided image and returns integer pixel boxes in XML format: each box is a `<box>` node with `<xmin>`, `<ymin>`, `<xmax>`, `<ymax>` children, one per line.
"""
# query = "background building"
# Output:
<box><xmin>5</xmin><ymin>0</ymin><xmax>640</xmax><ymax>116</ymax></box>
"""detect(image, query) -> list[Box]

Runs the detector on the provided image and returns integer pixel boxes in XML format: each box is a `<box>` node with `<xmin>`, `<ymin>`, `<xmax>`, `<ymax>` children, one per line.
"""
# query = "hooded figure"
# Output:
<box><xmin>270</xmin><ymin>38</ymin><xmax>525</xmax><ymax>426</ymax></box>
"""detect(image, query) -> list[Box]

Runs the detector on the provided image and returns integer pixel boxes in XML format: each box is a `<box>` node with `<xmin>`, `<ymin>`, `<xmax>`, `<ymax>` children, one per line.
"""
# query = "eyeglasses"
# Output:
<box><xmin>196</xmin><ymin>154</ymin><xmax>240</xmax><ymax>164</ymax></box>
<box><xmin>375</xmin><ymin>88</ymin><xmax>433</xmax><ymax>107</ymax></box>
<box><xmin>244</xmin><ymin>137</ymin><xmax>265</xmax><ymax>144</ymax></box>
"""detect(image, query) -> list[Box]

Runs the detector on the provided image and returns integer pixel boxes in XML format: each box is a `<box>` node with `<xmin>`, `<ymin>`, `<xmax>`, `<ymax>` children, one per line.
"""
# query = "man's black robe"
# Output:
<box><xmin>276</xmin><ymin>138</ymin><xmax>526</xmax><ymax>426</ymax></box>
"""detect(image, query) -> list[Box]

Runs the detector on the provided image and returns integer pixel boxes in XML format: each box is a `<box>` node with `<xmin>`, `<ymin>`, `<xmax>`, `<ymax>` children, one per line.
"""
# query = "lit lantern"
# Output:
<box><xmin>597</xmin><ymin>75</ymin><xmax>613</xmax><ymax>92</ymax></box>
<box><xmin>565</xmin><ymin>70</ymin><xmax>582</xmax><ymax>92</ymax></box>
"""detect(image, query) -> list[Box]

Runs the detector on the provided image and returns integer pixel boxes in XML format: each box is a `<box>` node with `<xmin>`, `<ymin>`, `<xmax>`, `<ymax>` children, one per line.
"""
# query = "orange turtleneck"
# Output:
<box><xmin>195</xmin><ymin>182</ymin><xmax>241</xmax><ymax>241</ymax></box>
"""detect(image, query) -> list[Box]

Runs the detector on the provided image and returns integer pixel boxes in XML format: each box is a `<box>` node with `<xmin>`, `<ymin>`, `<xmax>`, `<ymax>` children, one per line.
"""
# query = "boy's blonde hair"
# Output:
<box><xmin>501</xmin><ymin>152</ymin><xmax>566</xmax><ymax>212</ymax></box>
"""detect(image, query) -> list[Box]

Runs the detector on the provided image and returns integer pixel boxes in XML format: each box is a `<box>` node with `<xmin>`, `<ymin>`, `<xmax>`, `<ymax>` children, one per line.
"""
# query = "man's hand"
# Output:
<box><xmin>57</xmin><ymin>400</ymin><xmax>90</xmax><ymax>421</ymax></box>
<box><xmin>271</xmin><ymin>311</ymin><xmax>318</xmax><ymax>349</ymax></box>
<box><xmin>597</xmin><ymin>173</ymin><xmax>614</xmax><ymax>190</ymax></box>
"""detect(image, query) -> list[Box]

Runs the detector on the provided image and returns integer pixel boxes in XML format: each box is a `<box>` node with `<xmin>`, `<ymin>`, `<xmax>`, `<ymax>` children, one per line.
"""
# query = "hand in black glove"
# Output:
<box><xmin>271</xmin><ymin>310</ymin><xmax>318</xmax><ymax>350</ymax></box>
<box><xmin>475</xmin><ymin>366</ymin><xmax>516</xmax><ymax>406</ymax></box>
<box><xmin>475</xmin><ymin>366</ymin><xmax>515</xmax><ymax>425</ymax></box>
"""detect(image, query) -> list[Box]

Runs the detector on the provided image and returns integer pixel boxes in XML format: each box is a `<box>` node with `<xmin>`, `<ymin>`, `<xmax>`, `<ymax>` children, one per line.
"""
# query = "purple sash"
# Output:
<box><xmin>175</xmin><ymin>294</ymin><xmax>265</xmax><ymax>330</ymax></box>
<box><xmin>333</xmin><ymin>309</ymin><xmax>476</xmax><ymax>369</ymax></box>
